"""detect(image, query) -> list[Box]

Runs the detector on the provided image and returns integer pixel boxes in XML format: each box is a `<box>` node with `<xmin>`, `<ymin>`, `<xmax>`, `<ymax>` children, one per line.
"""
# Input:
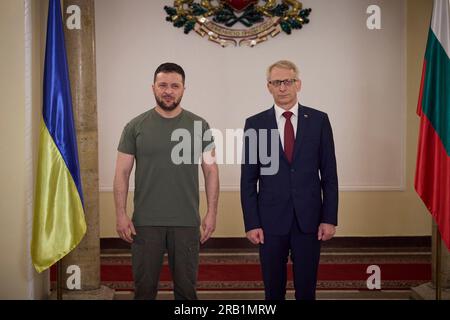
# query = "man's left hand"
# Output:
<box><xmin>200</xmin><ymin>211</ymin><xmax>216</xmax><ymax>244</ymax></box>
<box><xmin>317</xmin><ymin>223</ymin><xmax>336</xmax><ymax>241</ymax></box>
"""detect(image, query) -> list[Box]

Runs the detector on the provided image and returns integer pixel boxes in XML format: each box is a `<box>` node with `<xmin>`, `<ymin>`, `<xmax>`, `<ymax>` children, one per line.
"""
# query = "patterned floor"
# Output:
<box><xmin>93</xmin><ymin>247</ymin><xmax>431</xmax><ymax>300</ymax></box>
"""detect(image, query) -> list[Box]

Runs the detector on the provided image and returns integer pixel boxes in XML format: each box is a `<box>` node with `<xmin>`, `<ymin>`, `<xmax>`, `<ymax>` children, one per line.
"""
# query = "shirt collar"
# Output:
<box><xmin>274</xmin><ymin>103</ymin><xmax>299</xmax><ymax>121</ymax></box>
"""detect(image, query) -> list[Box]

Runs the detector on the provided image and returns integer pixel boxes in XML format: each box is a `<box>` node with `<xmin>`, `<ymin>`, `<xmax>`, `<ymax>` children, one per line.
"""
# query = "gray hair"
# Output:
<box><xmin>267</xmin><ymin>60</ymin><xmax>299</xmax><ymax>80</ymax></box>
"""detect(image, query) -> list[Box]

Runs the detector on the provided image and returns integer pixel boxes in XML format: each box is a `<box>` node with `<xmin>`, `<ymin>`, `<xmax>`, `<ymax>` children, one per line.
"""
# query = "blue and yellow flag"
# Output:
<box><xmin>31</xmin><ymin>0</ymin><xmax>86</xmax><ymax>273</ymax></box>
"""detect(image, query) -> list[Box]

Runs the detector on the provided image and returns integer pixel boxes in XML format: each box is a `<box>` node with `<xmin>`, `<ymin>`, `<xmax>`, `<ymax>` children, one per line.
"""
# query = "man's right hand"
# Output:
<box><xmin>116</xmin><ymin>214</ymin><xmax>136</xmax><ymax>243</ymax></box>
<box><xmin>246</xmin><ymin>228</ymin><xmax>264</xmax><ymax>245</ymax></box>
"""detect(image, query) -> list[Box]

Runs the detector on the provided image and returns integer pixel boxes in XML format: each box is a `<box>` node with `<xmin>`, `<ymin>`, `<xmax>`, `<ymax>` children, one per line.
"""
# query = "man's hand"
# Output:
<box><xmin>116</xmin><ymin>214</ymin><xmax>136</xmax><ymax>243</ymax></box>
<box><xmin>317</xmin><ymin>223</ymin><xmax>336</xmax><ymax>241</ymax></box>
<box><xmin>200</xmin><ymin>211</ymin><xmax>216</xmax><ymax>244</ymax></box>
<box><xmin>246</xmin><ymin>228</ymin><xmax>264</xmax><ymax>245</ymax></box>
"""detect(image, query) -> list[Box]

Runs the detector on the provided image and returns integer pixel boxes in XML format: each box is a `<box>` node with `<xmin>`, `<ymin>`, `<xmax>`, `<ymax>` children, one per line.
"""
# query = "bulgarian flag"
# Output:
<box><xmin>415</xmin><ymin>0</ymin><xmax>450</xmax><ymax>250</ymax></box>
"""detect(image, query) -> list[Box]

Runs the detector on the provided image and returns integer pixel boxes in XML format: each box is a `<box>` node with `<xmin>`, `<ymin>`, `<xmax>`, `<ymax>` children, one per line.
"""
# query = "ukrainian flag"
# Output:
<box><xmin>31</xmin><ymin>0</ymin><xmax>86</xmax><ymax>273</ymax></box>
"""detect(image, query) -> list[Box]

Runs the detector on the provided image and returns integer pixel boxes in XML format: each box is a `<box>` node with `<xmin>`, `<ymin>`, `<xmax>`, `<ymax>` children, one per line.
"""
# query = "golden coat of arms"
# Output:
<box><xmin>164</xmin><ymin>0</ymin><xmax>312</xmax><ymax>47</ymax></box>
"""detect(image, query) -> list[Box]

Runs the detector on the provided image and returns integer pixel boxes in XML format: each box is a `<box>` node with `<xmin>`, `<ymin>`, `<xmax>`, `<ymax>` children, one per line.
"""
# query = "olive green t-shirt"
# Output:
<box><xmin>118</xmin><ymin>108</ymin><xmax>214</xmax><ymax>227</ymax></box>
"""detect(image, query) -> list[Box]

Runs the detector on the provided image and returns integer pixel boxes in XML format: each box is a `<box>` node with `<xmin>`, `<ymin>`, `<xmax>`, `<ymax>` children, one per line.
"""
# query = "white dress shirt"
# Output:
<box><xmin>274</xmin><ymin>104</ymin><xmax>298</xmax><ymax>150</ymax></box>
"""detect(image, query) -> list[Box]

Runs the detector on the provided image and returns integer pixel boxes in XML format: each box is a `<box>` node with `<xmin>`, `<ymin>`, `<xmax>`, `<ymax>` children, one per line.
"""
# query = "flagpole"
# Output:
<box><xmin>435</xmin><ymin>225</ymin><xmax>441</xmax><ymax>300</ymax></box>
<box><xmin>57</xmin><ymin>261</ymin><xmax>63</xmax><ymax>300</ymax></box>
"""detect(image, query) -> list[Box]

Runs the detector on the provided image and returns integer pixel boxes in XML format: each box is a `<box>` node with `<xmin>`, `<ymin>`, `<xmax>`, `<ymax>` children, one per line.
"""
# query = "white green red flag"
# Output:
<box><xmin>415</xmin><ymin>0</ymin><xmax>450</xmax><ymax>250</ymax></box>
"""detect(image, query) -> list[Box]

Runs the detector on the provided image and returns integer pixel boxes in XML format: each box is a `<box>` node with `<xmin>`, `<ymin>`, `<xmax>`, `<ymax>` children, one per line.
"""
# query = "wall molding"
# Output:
<box><xmin>99</xmin><ymin>185</ymin><xmax>407</xmax><ymax>192</ymax></box>
<box><xmin>101</xmin><ymin>236</ymin><xmax>431</xmax><ymax>251</ymax></box>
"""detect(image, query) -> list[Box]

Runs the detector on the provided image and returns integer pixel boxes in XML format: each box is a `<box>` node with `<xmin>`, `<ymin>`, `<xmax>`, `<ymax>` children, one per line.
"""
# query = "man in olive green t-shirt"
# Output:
<box><xmin>113</xmin><ymin>63</ymin><xmax>219</xmax><ymax>300</ymax></box>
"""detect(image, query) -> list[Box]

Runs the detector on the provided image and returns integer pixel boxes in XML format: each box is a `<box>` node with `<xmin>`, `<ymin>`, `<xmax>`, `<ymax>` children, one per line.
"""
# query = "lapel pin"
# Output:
<box><xmin>304</xmin><ymin>114</ymin><xmax>309</xmax><ymax>118</ymax></box>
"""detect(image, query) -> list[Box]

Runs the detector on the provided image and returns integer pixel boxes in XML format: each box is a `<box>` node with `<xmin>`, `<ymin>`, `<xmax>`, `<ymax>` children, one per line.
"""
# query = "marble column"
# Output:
<box><xmin>54</xmin><ymin>0</ymin><xmax>113</xmax><ymax>299</ymax></box>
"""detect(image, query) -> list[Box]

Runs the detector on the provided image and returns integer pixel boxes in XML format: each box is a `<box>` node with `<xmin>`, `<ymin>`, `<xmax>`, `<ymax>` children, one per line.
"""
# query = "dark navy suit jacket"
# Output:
<box><xmin>240</xmin><ymin>104</ymin><xmax>338</xmax><ymax>235</ymax></box>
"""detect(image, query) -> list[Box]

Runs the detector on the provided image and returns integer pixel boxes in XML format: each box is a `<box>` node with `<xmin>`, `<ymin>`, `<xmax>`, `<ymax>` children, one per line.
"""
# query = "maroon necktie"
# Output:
<box><xmin>283</xmin><ymin>111</ymin><xmax>295</xmax><ymax>163</ymax></box>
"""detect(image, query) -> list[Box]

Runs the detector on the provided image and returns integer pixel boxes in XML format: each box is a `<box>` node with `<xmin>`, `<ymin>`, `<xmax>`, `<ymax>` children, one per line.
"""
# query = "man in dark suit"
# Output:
<box><xmin>240</xmin><ymin>60</ymin><xmax>338</xmax><ymax>300</ymax></box>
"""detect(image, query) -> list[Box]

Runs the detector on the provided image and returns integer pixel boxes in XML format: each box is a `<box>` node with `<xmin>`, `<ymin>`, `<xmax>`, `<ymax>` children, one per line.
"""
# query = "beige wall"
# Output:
<box><xmin>0</xmin><ymin>0</ymin><xmax>27</xmax><ymax>299</ymax></box>
<box><xmin>0</xmin><ymin>0</ymin><xmax>47</xmax><ymax>299</ymax></box>
<box><xmin>100</xmin><ymin>0</ymin><xmax>434</xmax><ymax>238</ymax></box>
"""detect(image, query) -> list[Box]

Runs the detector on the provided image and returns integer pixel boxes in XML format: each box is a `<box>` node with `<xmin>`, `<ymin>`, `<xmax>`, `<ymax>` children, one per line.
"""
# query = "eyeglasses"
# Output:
<box><xmin>268</xmin><ymin>79</ymin><xmax>297</xmax><ymax>88</ymax></box>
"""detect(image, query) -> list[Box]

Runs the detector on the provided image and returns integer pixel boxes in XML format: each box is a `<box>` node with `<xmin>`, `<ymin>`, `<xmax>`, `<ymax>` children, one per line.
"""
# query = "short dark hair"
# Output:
<box><xmin>153</xmin><ymin>62</ymin><xmax>185</xmax><ymax>84</ymax></box>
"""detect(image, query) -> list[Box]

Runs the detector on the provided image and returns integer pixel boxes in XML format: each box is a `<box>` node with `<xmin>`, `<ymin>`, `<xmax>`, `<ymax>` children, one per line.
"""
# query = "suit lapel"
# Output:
<box><xmin>266</xmin><ymin>106</ymin><xmax>289</xmax><ymax>165</ymax></box>
<box><xmin>293</xmin><ymin>104</ymin><xmax>309</xmax><ymax>163</ymax></box>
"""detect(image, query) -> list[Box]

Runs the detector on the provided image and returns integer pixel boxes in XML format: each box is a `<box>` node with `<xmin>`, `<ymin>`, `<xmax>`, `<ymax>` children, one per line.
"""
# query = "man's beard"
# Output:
<box><xmin>155</xmin><ymin>95</ymin><xmax>182</xmax><ymax>111</ymax></box>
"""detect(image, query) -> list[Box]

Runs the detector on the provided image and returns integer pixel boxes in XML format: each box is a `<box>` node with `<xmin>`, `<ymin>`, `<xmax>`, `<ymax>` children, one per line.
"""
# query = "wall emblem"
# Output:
<box><xmin>164</xmin><ymin>1</ymin><xmax>312</xmax><ymax>47</ymax></box>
